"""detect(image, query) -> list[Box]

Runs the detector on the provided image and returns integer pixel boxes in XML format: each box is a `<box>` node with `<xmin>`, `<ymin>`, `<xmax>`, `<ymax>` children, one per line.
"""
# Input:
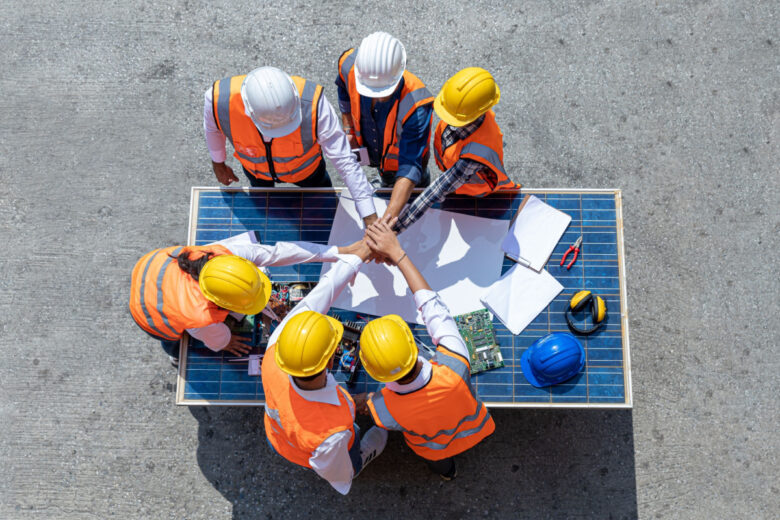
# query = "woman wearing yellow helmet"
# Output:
<box><xmin>129</xmin><ymin>232</ymin><xmax>368</xmax><ymax>365</ymax></box>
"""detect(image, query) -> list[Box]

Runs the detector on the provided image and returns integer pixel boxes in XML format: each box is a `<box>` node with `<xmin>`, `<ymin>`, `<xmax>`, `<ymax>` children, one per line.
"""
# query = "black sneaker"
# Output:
<box><xmin>440</xmin><ymin>465</ymin><xmax>458</xmax><ymax>481</ymax></box>
<box><xmin>169</xmin><ymin>356</ymin><xmax>179</xmax><ymax>368</ymax></box>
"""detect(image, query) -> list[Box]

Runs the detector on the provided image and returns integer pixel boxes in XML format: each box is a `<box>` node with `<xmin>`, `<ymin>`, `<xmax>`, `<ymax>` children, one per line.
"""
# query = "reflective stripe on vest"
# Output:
<box><xmin>368</xmin><ymin>347</ymin><xmax>494</xmax><ymax>459</ymax></box>
<box><xmin>339</xmin><ymin>48</ymin><xmax>433</xmax><ymax>173</ymax></box>
<box><xmin>137</xmin><ymin>247</ymin><xmax>182</xmax><ymax>340</ymax></box>
<box><xmin>213</xmin><ymin>75</ymin><xmax>323</xmax><ymax>183</ymax></box>
<box><xmin>130</xmin><ymin>245</ymin><xmax>231</xmax><ymax>341</ymax></box>
<box><xmin>261</xmin><ymin>344</ymin><xmax>356</xmax><ymax>469</ymax></box>
<box><xmin>433</xmin><ymin>111</ymin><xmax>519</xmax><ymax>197</ymax></box>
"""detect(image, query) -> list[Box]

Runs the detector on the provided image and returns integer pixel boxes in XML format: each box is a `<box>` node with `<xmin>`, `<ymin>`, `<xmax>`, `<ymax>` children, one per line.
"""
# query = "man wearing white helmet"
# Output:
<box><xmin>337</xmin><ymin>32</ymin><xmax>434</xmax><ymax>224</ymax></box>
<box><xmin>204</xmin><ymin>66</ymin><xmax>378</xmax><ymax>226</ymax></box>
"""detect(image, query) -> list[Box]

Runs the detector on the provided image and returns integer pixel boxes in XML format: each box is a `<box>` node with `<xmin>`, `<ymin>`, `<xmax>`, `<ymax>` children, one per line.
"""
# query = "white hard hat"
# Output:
<box><xmin>354</xmin><ymin>32</ymin><xmax>407</xmax><ymax>98</ymax></box>
<box><xmin>240</xmin><ymin>67</ymin><xmax>301</xmax><ymax>138</ymax></box>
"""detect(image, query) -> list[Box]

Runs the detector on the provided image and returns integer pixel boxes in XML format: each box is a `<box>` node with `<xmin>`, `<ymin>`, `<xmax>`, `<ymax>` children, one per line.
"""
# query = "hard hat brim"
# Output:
<box><xmin>434</xmin><ymin>90</ymin><xmax>490</xmax><ymax>127</ymax></box>
<box><xmin>355</xmin><ymin>73</ymin><xmax>403</xmax><ymax>98</ymax></box>
<box><xmin>252</xmin><ymin>106</ymin><xmax>302</xmax><ymax>139</ymax></box>
<box><xmin>520</xmin><ymin>348</ymin><xmax>546</xmax><ymax>388</ymax></box>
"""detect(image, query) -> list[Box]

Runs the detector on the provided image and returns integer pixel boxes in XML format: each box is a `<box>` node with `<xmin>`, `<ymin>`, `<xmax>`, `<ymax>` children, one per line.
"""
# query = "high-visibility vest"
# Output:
<box><xmin>262</xmin><ymin>344</ymin><xmax>357</xmax><ymax>468</ymax></box>
<box><xmin>129</xmin><ymin>245</ymin><xmax>232</xmax><ymax>341</ymax></box>
<box><xmin>338</xmin><ymin>48</ymin><xmax>434</xmax><ymax>173</ymax></box>
<box><xmin>433</xmin><ymin>110</ymin><xmax>520</xmax><ymax>197</ymax></box>
<box><xmin>367</xmin><ymin>346</ymin><xmax>495</xmax><ymax>461</ymax></box>
<box><xmin>212</xmin><ymin>75</ymin><xmax>324</xmax><ymax>183</ymax></box>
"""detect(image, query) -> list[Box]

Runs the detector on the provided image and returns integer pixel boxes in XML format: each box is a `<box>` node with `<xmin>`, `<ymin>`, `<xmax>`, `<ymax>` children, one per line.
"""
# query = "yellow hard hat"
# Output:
<box><xmin>434</xmin><ymin>67</ymin><xmax>500</xmax><ymax>127</ymax></box>
<box><xmin>275</xmin><ymin>311</ymin><xmax>344</xmax><ymax>377</ymax></box>
<box><xmin>359</xmin><ymin>315</ymin><xmax>418</xmax><ymax>383</ymax></box>
<box><xmin>198</xmin><ymin>255</ymin><xmax>271</xmax><ymax>315</ymax></box>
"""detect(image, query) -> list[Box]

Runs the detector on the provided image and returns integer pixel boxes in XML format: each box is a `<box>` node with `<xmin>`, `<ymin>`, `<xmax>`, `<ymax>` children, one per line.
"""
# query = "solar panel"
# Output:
<box><xmin>177</xmin><ymin>187</ymin><xmax>631</xmax><ymax>408</ymax></box>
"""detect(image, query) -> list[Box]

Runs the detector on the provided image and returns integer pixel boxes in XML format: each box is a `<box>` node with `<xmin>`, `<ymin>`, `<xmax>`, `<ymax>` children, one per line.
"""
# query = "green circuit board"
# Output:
<box><xmin>454</xmin><ymin>309</ymin><xmax>505</xmax><ymax>374</ymax></box>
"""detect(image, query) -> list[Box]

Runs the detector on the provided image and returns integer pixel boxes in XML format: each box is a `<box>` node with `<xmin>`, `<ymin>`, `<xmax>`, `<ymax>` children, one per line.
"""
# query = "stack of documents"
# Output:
<box><xmin>482</xmin><ymin>195</ymin><xmax>570</xmax><ymax>334</ymax></box>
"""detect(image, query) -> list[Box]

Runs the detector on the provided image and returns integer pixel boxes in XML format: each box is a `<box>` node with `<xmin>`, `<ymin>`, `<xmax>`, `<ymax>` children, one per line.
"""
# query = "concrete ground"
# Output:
<box><xmin>1</xmin><ymin>1</ymin><xmax>777</xmax><ymax>518</ymax></box>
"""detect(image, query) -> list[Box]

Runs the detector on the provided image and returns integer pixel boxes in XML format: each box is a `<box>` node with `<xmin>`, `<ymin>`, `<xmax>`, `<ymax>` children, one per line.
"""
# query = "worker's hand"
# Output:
<box><xmin>362</xmin><ymin>213</ymin><xmax>378</xmax><ymax>228</ymax></box>
<box><xmin>364</xmin><ymin>251</ymin><xmax>393</xmax><ymax>265</ymax></box>
<box><xmin>212</xmin><ymin>161</ymin><xmax>239</xmax><ymax>186</ymax></box>
<box><xmin>365</xmin><ymin>219</ymin><xmax>404</xmax><ymax>263</ymax></box>
<box><xmin>346</xmin><ymin>133</ymin><xmax>359</xmax><ymax>149</ymax></box>
<box><xmin>339</xmin><ymin>239</ymin><xmax>372</xmax><ymax>261</ymax></box>
<box><xmin>222</xmin><ymin>334</ymin><xmax>252</xmax><ymax>356</ymax></box>
<box><xmin>267</xmin><ymin>296</ymin><xmax>288</xmax><ymax>321</ymax></box>
<box><xmin>353</xmin><ymin>392</ymin><xmax>373</xmax><ymax>415</ymax></box>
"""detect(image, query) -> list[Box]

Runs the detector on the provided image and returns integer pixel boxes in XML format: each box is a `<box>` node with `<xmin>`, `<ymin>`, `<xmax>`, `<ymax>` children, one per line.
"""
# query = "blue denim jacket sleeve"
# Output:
<box><xmin>335</xmin><ymin>74</ymin><xmax>351</xmax><ymax>114</ymax></box>
<box><xmin>394</xmin><ymin>104</ymin><xmax>433</xmax><ymax>185</ymax></box>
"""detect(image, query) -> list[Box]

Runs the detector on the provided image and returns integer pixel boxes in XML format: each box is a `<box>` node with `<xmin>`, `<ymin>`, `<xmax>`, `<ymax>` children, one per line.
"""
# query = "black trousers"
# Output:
<box><xmin>424</xmin><ymin>456</ymin><xmax>456</xmax><ymax>476</ymax></box>
<box><xmin>242</xmin><ymin>161</ymin><xmax>332</xmax><ymax>188</ymax></box>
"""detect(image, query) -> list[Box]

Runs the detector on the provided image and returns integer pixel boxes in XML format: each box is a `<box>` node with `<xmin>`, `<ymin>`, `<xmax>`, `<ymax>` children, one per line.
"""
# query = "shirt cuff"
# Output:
<box><xmin>210</xmin><ymin>150</ymin><xmax>227</xmax><ymax>163</ymax></box>
<box><xmin>354</xmin><ymin>197</ymin><xmax>377</xmax><ymax>220</ymax></box>
<box><xmin>396</xmin><ymin>163</ymin><xmax>422</xmax><ymax>185</ymax></box>
<box><xmin>338</xmin><ymin>99</ymin><xmax>352</xmax><ymax>114</ymax></box>
<box><xmin>414</xmin><ymin>289</ymin><xmax>439</xmax><ymax>310</ymax></box>
<box><xmin>335</xmin><ymin>253</ymin><xmax>364</xmax><ymax>269</ymax></box>
<box><xmin>322</xmin><ymin>245</ymin><xmax>339</xmax><ymax>261</ymax></box>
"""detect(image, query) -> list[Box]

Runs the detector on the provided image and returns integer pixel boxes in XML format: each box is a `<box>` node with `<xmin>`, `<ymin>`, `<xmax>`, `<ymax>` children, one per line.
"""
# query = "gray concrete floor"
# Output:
<box><xmin>1</xmin><ymin>1</ymin><xmax>777</xmax><ymax>518</ymax></box>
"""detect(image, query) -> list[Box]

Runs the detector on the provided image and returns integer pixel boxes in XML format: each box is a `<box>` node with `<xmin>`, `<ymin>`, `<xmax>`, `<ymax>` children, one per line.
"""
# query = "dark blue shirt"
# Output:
<box><xmin>336</xmin><ymin>76</ymin><xmax>432</xmax><ymax>186</ymax></box>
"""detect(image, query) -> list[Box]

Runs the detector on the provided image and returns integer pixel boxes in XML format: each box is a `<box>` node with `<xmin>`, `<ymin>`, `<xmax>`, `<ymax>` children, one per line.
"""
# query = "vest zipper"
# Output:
<box><xmin>262</xmin><ymin>136</ymin><xmax>281</xmax><ymax>183</ymax></box>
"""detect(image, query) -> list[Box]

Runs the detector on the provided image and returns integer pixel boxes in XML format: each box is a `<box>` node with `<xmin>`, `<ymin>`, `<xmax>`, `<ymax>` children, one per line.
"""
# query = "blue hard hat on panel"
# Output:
<box><xmin>520</xmin><ymin>332</ymin><xmax>585</xmax><ymax>387</ymax></box>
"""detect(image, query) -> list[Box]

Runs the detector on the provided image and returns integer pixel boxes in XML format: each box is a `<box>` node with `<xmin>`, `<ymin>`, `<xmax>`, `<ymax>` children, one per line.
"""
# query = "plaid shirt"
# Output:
<box><xmin>394</xmin><ymin>116</ymin><xmax>489</xmax><ymax>233</ymax></box>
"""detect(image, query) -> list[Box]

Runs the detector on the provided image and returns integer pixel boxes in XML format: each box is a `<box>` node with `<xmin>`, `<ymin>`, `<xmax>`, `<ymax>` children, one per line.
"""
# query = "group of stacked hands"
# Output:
<box><xmin>131</xmin><ymin>32</ymin><xmax>514</xmax><ymax>494</ymax></box>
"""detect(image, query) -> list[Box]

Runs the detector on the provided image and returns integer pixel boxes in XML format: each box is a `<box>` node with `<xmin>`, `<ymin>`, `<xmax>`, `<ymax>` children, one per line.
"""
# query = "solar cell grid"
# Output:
<box><xmin>178</xmin><ymin>188</ymin><xmax>631</xmax><ymax>408</ymax></box>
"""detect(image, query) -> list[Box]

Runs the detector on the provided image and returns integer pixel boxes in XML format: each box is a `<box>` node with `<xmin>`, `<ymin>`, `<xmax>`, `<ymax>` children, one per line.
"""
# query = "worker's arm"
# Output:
<box><xmin>393</xmin><ymin>159</ymin><xmax>484</xmax><ymax>234</ymax></box>
<box><xmin>309</xmin><ymin>430</ymin><xmax>357</xmax><ymax>495</ymax></box>
<box><xmin>414</xmin><ymin>290</ymin><xmax>469</xmax><ymax>359</ymax></box>
<box><xmin>364</xmin><ymin>219</ymin><xmax>428</xmax><ymax>293</ymax></box>
<box><xmin>382</xmin><ymin>177</ymin><xmax>416</xmax><ymax>224</ymax></box>
<box><xmin>203</xmin><ymin>87</ymin><xmax>239</xmax><ymax>185</ymax></box>
<box><xmin>218</xmin><ymin>232</ymin><xmax>369</xmax><ymax>267</ymax></box>
<box><xmin>365</xmin><ymin>220</ymin><xmax>467</xmax><ymax>357</ymax></box>
<box><xmin>186</xmin><ymin>324</ymin><xmax>252</xmax><ymax>355</ymax></box>
<box><xmin>316</xmin><ymin>94</ymin><xmax>377</xmax><ymax>226</ymax></box>
<box><xmin>266</xmin><ymin>243</ymin><xmax>371</xmax><ymax>346</ymax></box>
<box><xmin>380</xmin><ymin>104</ymin><xmax>433</xmax><ymax>218</ymax></box>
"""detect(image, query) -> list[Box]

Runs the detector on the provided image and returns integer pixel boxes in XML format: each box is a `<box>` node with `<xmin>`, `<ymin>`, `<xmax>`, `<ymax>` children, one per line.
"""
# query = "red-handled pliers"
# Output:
<box><xmin>560</xmin><ymin>236</ymin><xmax>582</xmax><ymax>269</ymax></box>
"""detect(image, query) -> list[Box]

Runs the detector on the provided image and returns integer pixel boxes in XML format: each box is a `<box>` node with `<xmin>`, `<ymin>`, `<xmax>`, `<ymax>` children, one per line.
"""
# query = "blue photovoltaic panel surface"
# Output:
<box><xmin>179</xmin><ymin>188</ymin><xmax>630</xmax><ymax>407</ymax></box>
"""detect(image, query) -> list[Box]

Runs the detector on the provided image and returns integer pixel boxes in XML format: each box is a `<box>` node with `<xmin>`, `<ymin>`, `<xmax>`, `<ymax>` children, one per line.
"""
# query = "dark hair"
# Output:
<box><xmin>172</xmin><ymin>250</ymin><xmax>213</xmax><ymax>281</ymax></box>
<box><xmin>396</xmin><ymin>362</ymin><xmax>419</xmax><ymax>384</ymax></box>
<box><xmin>293</xmin><ymin>369</ymin><xmax>326</xmax><ymax>382</ymax></box>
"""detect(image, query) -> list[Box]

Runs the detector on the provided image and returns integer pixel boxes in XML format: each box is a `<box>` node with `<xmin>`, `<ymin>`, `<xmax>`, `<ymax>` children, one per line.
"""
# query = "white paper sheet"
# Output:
<box><xmin>321</xmin><ymin>196</ymin><xmax>509</xmax><ymax>324</ymax></box>
<box><xmin>480</xmin><ymin>263</ymin><xmax>564</xmax><ymax>335</ymax></box>
<box><xmin>501</xmin><ymin>195</ymin><xmax>571</xmax><ymax>272</ymax></box>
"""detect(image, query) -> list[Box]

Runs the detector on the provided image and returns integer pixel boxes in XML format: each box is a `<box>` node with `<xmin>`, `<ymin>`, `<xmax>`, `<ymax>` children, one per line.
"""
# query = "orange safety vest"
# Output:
<box><xmin>212</xmin><ymin>75</ymin><xmax>324</xmax><ymax>183</ymax></box>
<box><xmin>262</xmin><ymin>344</ymin><xmax>357</xmax><ymax>468</ymax></box>
<box><xmin>367</xmin><ymin>346</ymin><xmax>495</xmax><ymax>461</ymax></box>
<box><xmin>433</xmin><ymin>110</ymin><xmax>520</xmax><ymax>197</ymax></box>
<box><xmin>129</xmin><ymin>245</ymin><xmax>231</xmax><ymax>341</ymax></box>
<box><xmin>338</xmin><ymin>48</ymin><xmax>434</xmax><ymax>173</ymax></box>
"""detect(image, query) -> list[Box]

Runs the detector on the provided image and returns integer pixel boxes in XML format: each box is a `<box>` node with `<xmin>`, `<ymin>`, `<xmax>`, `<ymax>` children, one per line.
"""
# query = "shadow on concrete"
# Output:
<box><xmin>191</xmin><ymin>406</ymin><xmax>637</xmax><ymax>519</ymax></box>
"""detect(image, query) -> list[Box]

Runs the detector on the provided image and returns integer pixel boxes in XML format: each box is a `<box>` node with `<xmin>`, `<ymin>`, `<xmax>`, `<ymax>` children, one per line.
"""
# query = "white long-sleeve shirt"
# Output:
<box><xmin>265</xmin><ymin>254</ymin><xmax>363</xmax><ymax>495</ymax></box>
<box><xmin>187</xmin><ymin>232</ymin><xmax>340</xmax><ymax>350</ymax></box>
<box><xmin>203</xmin><ymin>87</ymin><xmax>376</xmax><ymax>219</ymax></box>
<box><xmin>385</xmin><ymin>289</ymin><xmax>469</xmax><ymax>394</ymax></box>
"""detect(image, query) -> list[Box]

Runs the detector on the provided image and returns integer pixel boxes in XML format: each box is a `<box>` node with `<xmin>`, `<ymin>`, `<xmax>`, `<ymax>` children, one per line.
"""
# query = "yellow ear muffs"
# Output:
<box><xmin>592</xmin><ymin>295</ymin><xmax>607</xmax><ymax>323</ymax></box>
<box><xmin>570</xmin><ymin>290</ymin><xmax>593</xmax><ymax>312</ymax></box>
<box><xmin>565</xmin><ymin>291</ymin><xmax>608</xmax><ymax>335</ymax></box>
